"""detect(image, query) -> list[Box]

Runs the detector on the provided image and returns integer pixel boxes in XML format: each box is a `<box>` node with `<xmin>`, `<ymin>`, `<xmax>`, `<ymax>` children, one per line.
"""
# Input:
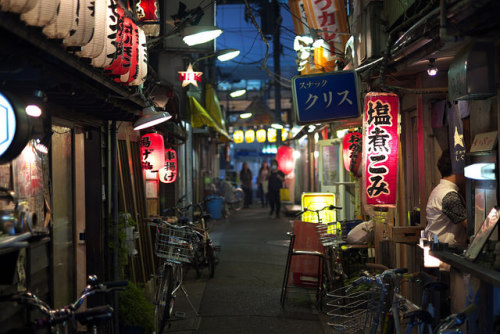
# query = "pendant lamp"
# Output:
<box><xmin>20</xmin><ymin>0</ymin><xmax>60</xmax><ymax>27</ymax></box>
<box><xmin>133</xmin><ymin>106</ymin><xmax>172</xmax><ymax>131</ymax></box>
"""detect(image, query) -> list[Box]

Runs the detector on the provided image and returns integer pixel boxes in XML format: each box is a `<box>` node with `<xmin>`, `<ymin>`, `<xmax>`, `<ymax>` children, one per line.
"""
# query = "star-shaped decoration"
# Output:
<box><xmin>178</xmin><ymin>63</ymin><xmax>203</xmax><ymax>87</ymax></box>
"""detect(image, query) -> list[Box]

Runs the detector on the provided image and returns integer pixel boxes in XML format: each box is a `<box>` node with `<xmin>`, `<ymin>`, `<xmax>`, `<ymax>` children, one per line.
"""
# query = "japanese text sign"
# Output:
<box><xmin>288</xmin><ymin>0</ymin><xmax>349</xmax><ymax>75</ymax></box>
<box><xmin>363</xmin><ymin>92</ymin><xmax>399</xmax><ymax>207</ymax></box>
<box><xmin>140</xmin><ymin>133</ymin><xmax>164</xmax><ymax>171</ymax></box>
<box><xmin>292</xmin><ymin>70</ymin><xmax>360</xmax><ymax>124</ymax></box>
<box><xmin>159</xmin><ymin>148</ymin><xmax>177</xmax><ymax>183</ymax></box>
<box><xmin>342</xmin><ymin>132</ymin><xmax>362</xmax><ymax>177</ymax></box>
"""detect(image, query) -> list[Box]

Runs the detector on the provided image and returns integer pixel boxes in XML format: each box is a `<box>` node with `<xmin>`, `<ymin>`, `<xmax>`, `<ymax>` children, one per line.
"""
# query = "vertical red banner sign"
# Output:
<box><xmin>159</xmin><ymin>148</ymin><xmax>177</xmax><ymax>183</ymax></box>
<box><xmin>342</xmin><ymin>132</ymin><xmax>362</xmax><ymax>177</ymax></box>
<box><xmin>363</xmin><ymin>92</ymin><xmax>399</xmax><ymax>206</ymax></box>
<box><xmin>140</xmin><ymin>133</ymin><xmax>164</xmax><ymax>171</ymax></box>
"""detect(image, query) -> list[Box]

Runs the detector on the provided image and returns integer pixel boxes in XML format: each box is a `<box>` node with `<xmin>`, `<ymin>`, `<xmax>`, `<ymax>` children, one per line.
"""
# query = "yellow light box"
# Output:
<box><xmin>301</xmin><ymin>192</ymin><xmax>339</xmax><ymax>234</ymax></box>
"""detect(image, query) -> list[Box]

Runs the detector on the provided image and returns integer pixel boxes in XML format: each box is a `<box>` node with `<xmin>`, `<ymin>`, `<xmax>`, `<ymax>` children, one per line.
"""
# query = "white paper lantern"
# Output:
<box><xmin>64</xmin><ymin>0</ymin><xmax>94</xmax><ymax>47</ymax></box>
<box><xmin>119</xmin><ymin>21</ymin><xmax>139</xmax><ymax>84</ymax></box>
<box><xmin>77</xmin><ymin>0</ymin><xmax>106</xmax><ymax>58</ymax></box>
<box><xmin>42</xmin><ymin>0</ymin><xmax>78</xmax><ymax>39</ymax></box>
<box><xmin>91</xmin><ymin>0</ymin><xmax>118</xmax><ymax>68</ymax></box>
<box><xmin>0</xmin><ymin>0</ymin><xmax>37</xmax><ymax>13</ymax></box>
<box><xmin>129</xmin><ymin>28</ymin><xmax>147</xmax><ymax>86</ymax></box>
<box><xmin>20</xmin><ymin>0</ymin><xmax>60</xmax><ymax>27</ymax></box>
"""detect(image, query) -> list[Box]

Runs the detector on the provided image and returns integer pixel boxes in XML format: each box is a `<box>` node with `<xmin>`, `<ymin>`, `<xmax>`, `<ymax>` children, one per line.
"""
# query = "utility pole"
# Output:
<box><xmin>272</xmin><ymin>0</ymin><xmax>281</xmax><ymax>123</ymax></box>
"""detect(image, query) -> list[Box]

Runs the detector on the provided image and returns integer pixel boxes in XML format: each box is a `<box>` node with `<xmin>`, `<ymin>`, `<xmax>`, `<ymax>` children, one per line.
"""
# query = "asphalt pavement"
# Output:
<box><xmin>166</xmin><ymin>204</ymin><xmax>330</xmax><ymax>334</ymax></box>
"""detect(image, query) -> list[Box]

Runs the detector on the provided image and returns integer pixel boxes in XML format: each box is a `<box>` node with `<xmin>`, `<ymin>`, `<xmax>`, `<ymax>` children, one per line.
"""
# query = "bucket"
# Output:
<box><xmin>205</xmin><ymin>196</ymin><xmax>224</xmax><ymax>220</ymax></box>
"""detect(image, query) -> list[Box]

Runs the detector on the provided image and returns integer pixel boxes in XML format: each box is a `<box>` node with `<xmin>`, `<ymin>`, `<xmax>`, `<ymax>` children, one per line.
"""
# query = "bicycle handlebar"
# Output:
<box><xmin>295</xmin><ymin>205</ymin><xmax>343</xmax><ymax>217</ymax></box>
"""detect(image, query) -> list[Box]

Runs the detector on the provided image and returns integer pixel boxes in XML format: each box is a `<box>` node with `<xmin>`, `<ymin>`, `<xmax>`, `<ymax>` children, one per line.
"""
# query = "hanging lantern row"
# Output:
<box><xmin>233</xmin><ymin>128</ymin><xmax>288</xmax><ymax>144</ymax></box>
<box><xmin>0</xmin><ymin>0</ymin><xmax>147</xmax><ymax>86</ymax></box>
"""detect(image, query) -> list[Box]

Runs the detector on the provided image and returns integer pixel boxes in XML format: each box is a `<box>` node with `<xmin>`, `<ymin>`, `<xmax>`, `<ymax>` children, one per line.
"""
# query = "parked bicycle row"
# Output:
<box><xmin>281</xmin><ymin>205</ymin><xmax>477</xmax><ymax>333</ymax></box>
<box><xmin>148</xmin><ymin>196</ymin><xmax>220</xmax><ymax>334</ymax></box>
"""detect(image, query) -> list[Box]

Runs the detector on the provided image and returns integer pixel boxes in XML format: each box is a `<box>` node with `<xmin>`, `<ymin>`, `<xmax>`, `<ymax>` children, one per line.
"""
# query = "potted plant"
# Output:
<box><xmin>118</xmin><ymin>281</ymin><xmax>155</xmax><ymax>334</ymax></box>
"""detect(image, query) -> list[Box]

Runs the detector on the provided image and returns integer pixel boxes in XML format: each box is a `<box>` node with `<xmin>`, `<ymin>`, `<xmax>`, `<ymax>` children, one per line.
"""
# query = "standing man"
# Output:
<box><xmin>425</xmin><ymin>149</ymin><xmax>468</xmax><ymax>249</ymax></box>
<box><xmin>240</xmin><ymin>162</ymin><xmax>253</xmax><ymax>208</ymax></box>
<box><xmin>268</xmin><ymin>159</ymin><xmax>285</xmax><ymax>218</ymax></box>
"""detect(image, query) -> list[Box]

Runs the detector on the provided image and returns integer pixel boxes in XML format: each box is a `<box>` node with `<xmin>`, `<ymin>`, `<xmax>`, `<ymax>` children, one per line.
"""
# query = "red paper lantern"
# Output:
<box><xmin>342</xmin><ymin>132</ymin><xmax>362</xmax><ymax>177</ymax></box>
<box><xmin>136</xmin><ymin>0</ymin><xmax>159</xmax><ymax>22</ymax></box>
<box><xmin>277</xmin><ymin>145</ymin><xmax>295</xmax><ymax>175</ymax></box>
<box><xmin>159</xmin><ymin>148</ymin><xmax>177</xmax><ymax>183</ymax></box>
<box><xmin>105</xmin><ymin>7</ymin><xmax>129</xmax><ymax>77</ymax></box>
<box><xmin>140</xmin><ymin>133</ymin><xmax>164</xmax><ymax>171</ymax></box>
<box><xmin>363</xmin><ymin>92</ymin><xmax>399</xmax><ymax>207</ymax></box>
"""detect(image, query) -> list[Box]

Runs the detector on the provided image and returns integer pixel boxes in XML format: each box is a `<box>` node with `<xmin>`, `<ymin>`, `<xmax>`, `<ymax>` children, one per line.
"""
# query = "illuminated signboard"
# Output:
<box><xmin>0</xmin><ymin>92</ymin><xmax>31</xmax><ymax>164</ymax></box>
<box><xmin>363</xmin><ymin>92</ymin><xmax>399</xmax><ymax>207</ymax></box>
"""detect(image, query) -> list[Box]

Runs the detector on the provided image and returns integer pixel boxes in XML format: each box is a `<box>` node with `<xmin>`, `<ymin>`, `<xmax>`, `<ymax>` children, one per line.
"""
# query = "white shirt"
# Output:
<box><xmin>425</xmin><ymin>179</ymin><xmax>467</xmax><ymax>247</ymax></box>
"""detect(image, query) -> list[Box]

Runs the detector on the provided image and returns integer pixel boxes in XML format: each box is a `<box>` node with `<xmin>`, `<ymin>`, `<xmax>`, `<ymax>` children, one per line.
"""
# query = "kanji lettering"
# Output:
<box><xmin>367</xmin><ymin>127</ymin><xmax>391</xmax><ymax>153</ymax></box>
<box><xmin>318</xmin><ymin>10</ymin><xmax>335</xmax><ymax>27</ymax></box>
<box><xmin>367</xmin><ymin>100</ymin><xmax>392</xmax><ymax>126</ymax></box>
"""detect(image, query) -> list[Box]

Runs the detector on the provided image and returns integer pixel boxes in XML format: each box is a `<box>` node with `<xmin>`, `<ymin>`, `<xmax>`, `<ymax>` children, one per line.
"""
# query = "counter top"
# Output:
<box><xmin>430</xmin><ymin>250</ymin><xmax>500</xmax><ymax>286</ymax></box>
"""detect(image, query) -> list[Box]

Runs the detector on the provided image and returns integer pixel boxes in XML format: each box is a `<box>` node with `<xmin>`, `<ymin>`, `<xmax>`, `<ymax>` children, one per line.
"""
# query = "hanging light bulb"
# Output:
<box><xmin>427</xmin><ymin>58</ymin><xmax>438</xmax><ymax>76</ymax></box>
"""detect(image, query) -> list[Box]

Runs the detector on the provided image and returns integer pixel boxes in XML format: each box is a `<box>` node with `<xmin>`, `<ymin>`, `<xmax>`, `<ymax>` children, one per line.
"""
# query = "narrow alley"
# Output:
<box><xmin>168</xmin><ymin>206</ymin><xmax>328</xmax><ymax>334</ymax></box>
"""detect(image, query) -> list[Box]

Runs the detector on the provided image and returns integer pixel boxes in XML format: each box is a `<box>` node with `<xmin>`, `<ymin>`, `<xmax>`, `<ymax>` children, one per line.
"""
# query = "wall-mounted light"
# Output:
<box><xmin>427</xmin><ymin>58</ymin><xmax>438</xmax><ymax>76</ymax></box>
<box><xmin>182</xmin><ymin>25</ymin><xmax>222</xmax><ymax>46</ymax></box>
<box><xmin>239</xmin><ymin>112</ymin><xmax>252</xmax><ymax>119</ymax></box>
<box><xmin>133</xmin><ymin>106</ymin><xmax>172</xmax><ymax>131</ymax></box>
<box><xmin>230</xmin><ymin>89</ymin><xmax>246</xmax><ymax>98</ymax></box>
<box><xmin>26</xmin><ymin>105</ymin><xmax>42</xmax><ymax>117</ymax></box>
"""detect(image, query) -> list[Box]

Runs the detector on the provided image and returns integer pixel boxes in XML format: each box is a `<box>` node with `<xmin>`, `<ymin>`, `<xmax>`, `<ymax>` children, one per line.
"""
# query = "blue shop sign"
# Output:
<box><xmin>292</xmin><ymin>70</ymin><xmax>360</xmax><ymax>124</ymax></box>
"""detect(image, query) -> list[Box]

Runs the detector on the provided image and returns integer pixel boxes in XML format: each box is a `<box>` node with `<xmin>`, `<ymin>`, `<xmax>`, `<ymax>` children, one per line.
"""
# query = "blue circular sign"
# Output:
<box><xmin>0</xmin><ymin>93</ymin><xmax>17</xmax><ymax>158</ymax></box>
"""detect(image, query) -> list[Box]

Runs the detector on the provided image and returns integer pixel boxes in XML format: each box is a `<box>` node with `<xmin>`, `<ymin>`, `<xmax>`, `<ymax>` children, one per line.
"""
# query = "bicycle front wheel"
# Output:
<box><xmin>155</xmin><ymin>264</ymin><xmax>174</xmax><ymax>334</ymax></box>
<box><xmin>231</xmin><ymin>188</ymin><xmax>244</xmax><ymax>211</ymax></box>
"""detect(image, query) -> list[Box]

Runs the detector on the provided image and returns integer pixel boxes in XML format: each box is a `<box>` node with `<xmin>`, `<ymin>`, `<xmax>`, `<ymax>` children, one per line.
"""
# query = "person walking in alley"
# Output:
<box><xmin>240</xmin><ymin>162</ymin><xmax>253</xmax><ymax>208</ymax></box>
<box><xmin>425</xmin><ymin>149</ymin><xmax>468</xmax><ymax>249</ymax></box>
<box><xmin>257</xmin><ymin>161</ymin><xmax>269</xmax><ymax>207</ymax></box>
<box><xmin>268</xmin><ymin>159</ymin><xmax>285</xmax><ymax>218</ymax></box>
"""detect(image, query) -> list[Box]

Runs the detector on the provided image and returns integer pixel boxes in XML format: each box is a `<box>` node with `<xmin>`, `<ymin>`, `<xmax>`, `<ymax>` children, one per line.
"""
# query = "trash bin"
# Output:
<box><xmin>205</xmin><ymin>196</ymin><xmax>224</xmax><ymax>220</ymax></box>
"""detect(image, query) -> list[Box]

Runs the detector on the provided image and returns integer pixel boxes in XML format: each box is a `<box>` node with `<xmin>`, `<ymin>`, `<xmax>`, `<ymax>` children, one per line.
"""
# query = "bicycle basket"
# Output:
<box><xmin>154</xmin><ymin>223</ymin><xmax>194</xmax><ymax>263</ymax></box>
<box><xmin>326</xmin><ymin>283</ymin><xmax>381</xmax><ymax>333</ymax></box>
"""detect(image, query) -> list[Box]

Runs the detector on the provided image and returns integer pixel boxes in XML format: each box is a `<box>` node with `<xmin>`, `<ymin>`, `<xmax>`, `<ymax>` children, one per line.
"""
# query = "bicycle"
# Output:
<box><xmin>211</xmin><ymin>179</ymin><xmax>244</xmax><ymax>216</ymax></box>
<box><xmin>0</xmin><ymin>275</ymin><xmax>127</xmax><ymax>333</ymax></box>
<box><xmin>436</xmin><ymin>303</ymin><xmax>476</xmax><ymax>334</ymax></box>
<box><xmin>189</xmin><ymin>199</ymin><xmax>218</xmax><ymax>279</ymax></box>
<box><xmin>150</xmin><ymin>219</ymin><xmax>198</xmax><ymax>334</ymax></box>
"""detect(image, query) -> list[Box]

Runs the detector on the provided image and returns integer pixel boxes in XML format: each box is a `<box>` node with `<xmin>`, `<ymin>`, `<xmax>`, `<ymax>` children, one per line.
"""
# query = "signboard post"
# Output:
<box><xmin>292</xmin><ymin>70</ymin><xmax>360</xmax><ymax>124</ymax></box>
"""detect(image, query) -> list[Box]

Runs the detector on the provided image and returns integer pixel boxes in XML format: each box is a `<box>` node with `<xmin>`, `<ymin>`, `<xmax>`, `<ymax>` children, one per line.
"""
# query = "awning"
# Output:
<box><xmin>188</xmin><ymin>96</ymin><xmax>231</xmax><ymax>142</ymax></box>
